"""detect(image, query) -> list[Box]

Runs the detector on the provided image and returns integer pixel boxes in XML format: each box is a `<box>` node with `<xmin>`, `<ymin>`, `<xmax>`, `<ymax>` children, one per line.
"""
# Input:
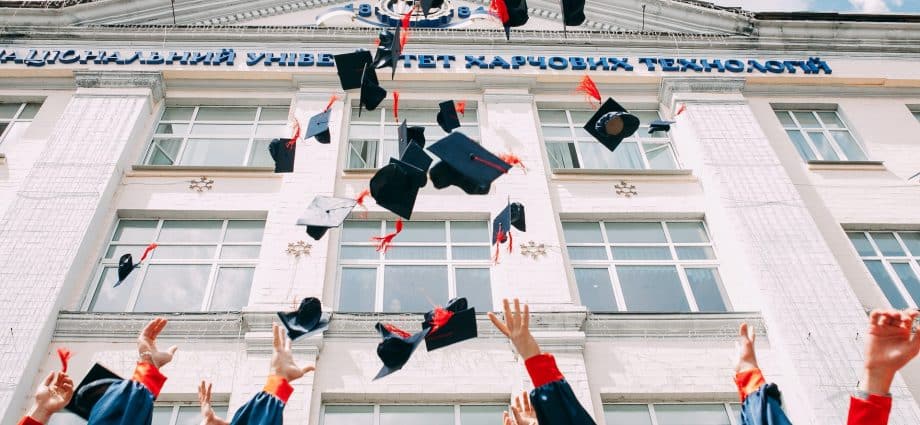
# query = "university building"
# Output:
<box><xmin>1</xmin><ymin>0</ymin><xmax>919</xmax><ymax>423</ymax></box>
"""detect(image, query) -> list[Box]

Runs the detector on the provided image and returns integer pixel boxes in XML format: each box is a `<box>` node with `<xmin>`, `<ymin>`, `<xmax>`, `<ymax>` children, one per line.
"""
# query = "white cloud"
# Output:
<box><xmin>849</xmin><ymin>0</ymin><xmax>891</xmax><ymax>12</ymax></box>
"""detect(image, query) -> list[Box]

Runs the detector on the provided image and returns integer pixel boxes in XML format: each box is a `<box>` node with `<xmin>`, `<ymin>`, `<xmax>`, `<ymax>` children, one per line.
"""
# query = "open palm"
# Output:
<box><xmin>865</xmin><ymin>310</ymin><xmax>920</xmax><ymax>375</ymax></box>
<box><xmin>138</xmin><ymin>318</ymin><xmax>178</xmax><ymax>368</ymax></box>
<box><xmin>271</xmin><ymin>323</ymin><xmax>316</xmax><ymax>382</ymax></box>
<box><xmin>198</xmin><ymin>381</ymin><xmax>229</xmax><ymax>425</ymax></box>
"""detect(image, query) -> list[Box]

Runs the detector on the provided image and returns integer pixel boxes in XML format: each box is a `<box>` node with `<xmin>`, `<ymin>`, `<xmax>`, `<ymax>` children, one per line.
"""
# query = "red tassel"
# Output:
<box><xmin>286</xmin><ymin>118</ymin><xmax>301</xmax><ymax>149</ymax></box>
<box><xmin>372</xmin><ymin>218</ymin><xmax>403</xmax><ymax>253</ymax></box>
<box><xmin>472</xmin><ymin>155</ymin><xmax>510</xmax><ymax>174</ymax></box>
<box><xmin>139</xmin><ymin>243</ymin><xmax>158</xmax><ymax>262</ymax></box>
<box><xmin>400</xmin><ymin>6</ymin><xmax>415</xmax><ymax>50</ymax></box>
<box><xmin>393</xmin><ymin>91</ymin><xmax>400</xmax><ymax>122</ymax></box>
<box><xmin>384</xmin><ymin>323</ymin><xmax>412</xmax><ymax>339</ymax></box>
<box><xmin>498</xmin><ymin>153</ymin><xmax>526</xmax><ymax>173</ymax></box>
<box><xmin>429</xmin><ymin>307</ymin><xmax>455</xmax><ymax>333</ymax></box>
<box><xmin>456</xmin><ymin>101</ymin><xmax>466</xmax><ymax>116</ymax></box>
<box><xmin>489</xmin><ymin>0</ymin><xmax>510</xmax><ymax>23</ymax></box>
<box><xmin>507</xmin><ymin>230</ymin><xmax>513</xmax><ymax>253</ymax></box>
<box><xmin>355</xmin><ymin>188</ymin><xmax>371</xmax><ymax>219</ymax></box>
<box><xmin>675</xmin><ymin>104</ymin><xmax>687</xmax><ymax>116</ymax></box>
<box><xmin>493</xmin><ymin>225</ymin><xmax>505</xmax><ymax>264</ymax></box>
<box><xmin>57</xmin><ymin>347</ymin><xmax>71</xmax><ymax>373</ymax></box>
<box><xmin>575</xmin><ymin>75</ymin><xmax>602</xmax><ymax>106</ymax></box>
<box><xmin>324</xmin><ymin>94</ymin><xmax>339</xmax><ymax>112</ymax></box>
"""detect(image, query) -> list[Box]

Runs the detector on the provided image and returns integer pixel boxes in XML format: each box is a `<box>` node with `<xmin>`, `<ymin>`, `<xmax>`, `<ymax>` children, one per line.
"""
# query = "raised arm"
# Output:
<box><xmin>18</xmin><ymin>372</ymin><xmax>74</xmax><ymax>425</ymax></box>
<box><xmin>733</xmin><ymin>323</ymin><xmax>792</xmax><ymax>424</ymax></box>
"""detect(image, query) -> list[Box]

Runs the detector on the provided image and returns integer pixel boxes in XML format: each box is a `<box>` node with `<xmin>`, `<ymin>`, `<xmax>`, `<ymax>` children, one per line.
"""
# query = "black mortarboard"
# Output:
<box><xmin>374</xmin><ymin>322</ymin><xmax>430</xmax><ymax>380</ymax></box>
<box><xmin>648</xmin><ymin>119</ymin><xmax>676</xmax><ymax>135</ymax></box>
<box><xmin>428</xmin><ymin>132</ymin><xmax>511</xmax><ymax>195</ymax></box>
<box><xmin>277</xmin><ymin>297</ymin><xmax>331</xmax><ymax>341</ymax></box>
<box><xmin>400</xmin><ymin>140</ymin><xmax>433</xmax><ymax>173</ymax></box>
<box><xmin>422</xmin><ymin>297</ymin><xmax>478</xmax><ymax>351</ymax></box>
<box><xmin>561</xmin><ymin>0</ymin><xmax>586</xmax><ymax>26</ymax></box>
<box><xmin>492</xmin><ymin>202</ymin><xmax>526</xmax><ymax>244</ymax></box>
<box><xmin>583</xmin><ymin>98</ymin><xmax>640</xmax><ymax>152</ymax></box>
<box><xmin>420</xmin><ymin>0</ymin><xmax>445</xmax><ymax>16</ymax></box>
<box><xmin>116</xmin><ymin>254</ymin><xmax>136</xmax><ymax>287</ymax></box>
<box><xmin>305</xmin><ymin>110</ymin><xmax>332</xmax><ymax>144</ymax></box>
<box><xmin>503</xmin><ymin>0</ymin><xmax>530</xmax><ymax>40</ymax></box>
<box><xmin>360</xmin><ymin>65</ymin><xmax>387</xmax><ymax>113</ymax></box>
<box><xmin>334</xmin><ymin>50</ymin><xmax>373</xmax><ymax>90</ymax></box>
<box><xmin>65</xmin><ymin>363</ymin><xmax>123</xmax><ymax>420</ymax></box>
<box><xmin>296</xmin><ymin>196</ymin><xmax>357</xmax><ymax>240</ymax></box>
<box><xmin>398</xmin><ymin>120</ymin><xmax>427</xmax><ymax>155</ymax></box>
<box><xmin>436</xmin><ymin>100</ymin><xmax>461</xmax><ymax>133</ymax></box>
<box><xmin>373</xmin><ymin>27</ymin><xmax>402</xmax><ymax>80</ymax></box>
<box><xmin>268</xmin><ymin>138</ymin><xmax>295</xmax><ymax>173</ymax></box>
<box><xmin>370</xmin><ymin>160</ymin><xmax>424</xmax><ymax>220</ymax></box>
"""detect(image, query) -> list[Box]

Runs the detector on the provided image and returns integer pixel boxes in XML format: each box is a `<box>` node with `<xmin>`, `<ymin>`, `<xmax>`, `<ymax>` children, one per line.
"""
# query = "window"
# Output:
<box><xmin>563</xmin><ymin>221</ymin><xmax>728</xmax><ymax>313</ymax></box>
<box><xmin>912</xmin><ymin>110</ymin><xmax>920</xmax><ymax>123</ymax></box>
<box><xmin>605</xmin><ymin>403</ymin><xmax>742</xmax><ymax>425</ymax></box>
<box><xmin>539</xmin><ymin>108</ymin><xmax>678</xmax><ymax>170</ymax></box>
<box><xmin>0</xmin><ymin>102</ymin><xmax>40</xmax><ymax>148</ymax></box>
<box><xmin>774</xmin><ymin>109</ymin><xmax>867</xmax><ymax>162</ymax></box>
<box><xmin>338</xmin><ymin>220</ymin><xmax>492</xmax><ymax>312</ymax></box>
<box><xmin>49</xmin><ymin>404</ymin><xmax>229</xmax><ymax>425</ymax></box>
<box><xmin>347</xmin><ymin>104</ymin><xmax>479</xmax><ymax>169</ymax></box>
<box><xmin>322</xmin><ymin>405</ymin><xmax>505</xmax><ymax>425</ymax></box>
<box><xmin>87</xmin><ymin>219</ymin><xmax>264</xmax><ymax>312</ymax></box>
<box><xmin>848</xmin><ymin>231</ymin><xmax>920</xmax><ymax>309</ymax></box>
<box><xmin>143</xmin><ymin>106</ymin><xmax>288</xmax><ymax>167</ymax></box>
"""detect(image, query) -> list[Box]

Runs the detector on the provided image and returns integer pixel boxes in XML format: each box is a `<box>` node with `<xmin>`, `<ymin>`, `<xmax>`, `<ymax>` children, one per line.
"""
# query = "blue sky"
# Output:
<box><xmin>712</xmin><ymin>0</ymin><xmax>920</xmax><ymax>13</ymax></box>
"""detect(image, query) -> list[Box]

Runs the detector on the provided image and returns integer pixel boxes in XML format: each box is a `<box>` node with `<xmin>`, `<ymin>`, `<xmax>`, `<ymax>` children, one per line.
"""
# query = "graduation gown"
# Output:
<box><xmin>847</xmin><ymin>393</ymin><xmax>891</xmax><ymax>425</ymax></box>
<box><xmin>525</xmin><ymin>354</ymin><xmax>597</xmax><ymax>425</ymax></box>
<box><xmin>228</xmin><ymin>376</ymin><xmax>293</xmax><ymax>425</ymax></box>
<box><xmin>734</xmin><ymin>368</ymin><xmax>792</xmax><ymax>425</ymax></box>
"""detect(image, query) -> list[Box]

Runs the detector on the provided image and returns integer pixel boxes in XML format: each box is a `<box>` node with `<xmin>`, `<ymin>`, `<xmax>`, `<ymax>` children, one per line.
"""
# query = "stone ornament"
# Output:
<box><xmin>615</xmin><ymin>180</ymin><xmax>638</xmax><ymax>197</ymax></box>
<box><xmin>188</xmin><ymin>176</ymin><xmax>214</xmax><ymax>192</ymax></box>
<box><xmin>286</xmin><ymin>240</ymin><xmax>312</xmax><ymax>257</ymax></box>
<box><xmin>520</xmin><ymin>241</ymin><xmax>547</xmax><ymax>260</ymax></box>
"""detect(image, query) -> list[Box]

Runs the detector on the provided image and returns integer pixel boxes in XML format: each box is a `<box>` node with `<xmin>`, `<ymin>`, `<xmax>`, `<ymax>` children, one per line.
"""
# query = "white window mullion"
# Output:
<box><xmin>864</xmin><ymin>234</ymin><xmax>916</xmax><ymax>308</ymax></box>
<box><xmin>648</xmin><ymin>404</ymin><xmax>661</xmax><ymax>425</ymax></box>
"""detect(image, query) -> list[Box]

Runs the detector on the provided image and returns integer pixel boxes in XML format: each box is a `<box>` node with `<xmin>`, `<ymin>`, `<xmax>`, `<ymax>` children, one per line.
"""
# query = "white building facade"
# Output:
<box><xmin>1</xmin><ymin>1</ymin><xmax>920</xmax><ymax>424</ymax></box>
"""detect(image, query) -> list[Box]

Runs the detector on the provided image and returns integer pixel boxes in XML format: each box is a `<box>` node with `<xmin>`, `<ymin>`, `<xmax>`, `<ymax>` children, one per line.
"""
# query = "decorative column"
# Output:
<box><xmin>0</xmin><ymin>70</ymin><xmax>162</xmax><ymax>423</ymax></box>
<box><xmin>660</xmin><ymin>77</ymin><xmax>920</xmax><ymax>424</ymax></box>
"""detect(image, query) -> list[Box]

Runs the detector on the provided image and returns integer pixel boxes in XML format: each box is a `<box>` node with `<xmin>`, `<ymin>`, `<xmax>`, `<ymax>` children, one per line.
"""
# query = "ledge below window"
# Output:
<box><xmin>0</xmin><ymin>153</ymin><xmax>6</xmax><ymax>166</ymax></box>
<box><xmin>129</xmin><ymin>165</ymin><xmax>277</xmax><ymax>177</ymax></box>
<box><xmin>342</xmin><ymin>168</ymin><xmax>378</xmax><ymax>177</ymax></box>
<box><xmin>552</xmin><ymin>168</ymin><xmax>695</xmax><ymax>181</ymax></box>
<box><xmin>807</xmin><ymin>160</ymin><xmax>886</xmax><ymax>171</ymax></box>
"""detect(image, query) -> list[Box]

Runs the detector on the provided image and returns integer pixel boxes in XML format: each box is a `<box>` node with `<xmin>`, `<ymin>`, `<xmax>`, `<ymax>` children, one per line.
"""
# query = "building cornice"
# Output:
<box><xmin>74</xmin><ymin>70</ymin><xmax>164</xmax><ymax>101</ymax></box>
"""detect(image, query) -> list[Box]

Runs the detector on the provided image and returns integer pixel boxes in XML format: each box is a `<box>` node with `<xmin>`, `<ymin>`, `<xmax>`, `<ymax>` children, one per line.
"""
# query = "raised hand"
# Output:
<box><xmin>734</xmin><ymin>323</ymin><xmax>759</xmax><ymax>373</ymax></box>
<box><xmin>861</xmin><ymin>309</ymin><xmax>920</xmax><ymax>395</ymax></box>
<box><xmin>138</xmin><ymin>317</ymin><xmax>178</xmax><ymax>368</ymax></box>
<box><xmin>198</xmin><ymin>381</ymin><xmax>229</xmax><ymax>425</ymax></box>
<box><xmin>271</xmin><ymin>323</ymin><xmax>316</xmax><ymax>382</ymax></box>
<box><xmin>488</xmin><ymin>299</ymin><xmax>540</xmax><ymax>360</ymax></box>
<box><xmin>28</xmin><ymin>371</ymin><xmax>74</xmax><ymax>423</ymax></box>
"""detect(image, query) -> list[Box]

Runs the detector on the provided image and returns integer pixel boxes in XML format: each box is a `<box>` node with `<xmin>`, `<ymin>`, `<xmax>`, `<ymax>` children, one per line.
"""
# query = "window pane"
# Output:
<box><xmin>831</xmin><ymin>131</ymin><xmax>867</xmax><ymax>161</ymax></box>
<box><xmin>341</xmin><ymin>246</ymin><xmax>379</xmax><ymax>260</ymax></box>
<box><xmin>542</xmin><ymin>126</ymin><xmax>573</xmax><ymax>138</ymax></box>
<box><xmin>20</xmin><ymin>103</ymin><xmax>41</xmax><ymax>119</ymax></box>
<box><xmin>807</xmin><ymin>132</ymin><xmax>839</xmax><ymax>161</ymax></box>
<box><xmin>159</xmin><ymin>220</ymin><xmax>222</xmax><ymax>243</ymax></box>
<box><xmin>249</xmin><ymin>139</ymin><xmax>274</xmax><ymax>167</ymax></box>
<box><xmin>343</xmin><ymin>221</ymin><xmax>380</xmax><ymax>243</ymax></box>
<box><xmin>105</xmin><ymin>244</ymin><xmax>147</xmax><ymax>259</ymax></box>
<box><xmin>196</xmin><ymin>107</ymin><xmax>257</xmax><ymax>121</ymax></box>
<box><xmin>175</xmin><ymin>406</ymin><xmax>200</xmax><ymax>425</ymax></box>
<box><xmin>655</xmin><ymin>404</ymin><xmax>731</xmax><ymax>425</ymax></box>
<box><xmin>577</xmin><ymin>141</ymin><xmax>633</xmax><ymax>169</ymax></box>
<box><xmin>347</xmin><ymin>140</ymin><xmax>378</xmax><ymax>168</ymax></box>
<box><xmin>155</xmin><ymin>123</ymin><xmax>189</xmax><ymax>135</ymax></box>
<box><xmin>547</xmin><ymin>142</ymin><xmax>579</xmax><ymax>169</ymax></box>
<box><xmin>606</xmin><ymin>222</ymin><xmax>667</xmax><ymax>243</ymax></box>
<box><xmin>617</xmin><ymin>265</ymin><xmax>690</xmax><ymax>312</ymax></box>
<box><xmin>260</xmin><ymin>107</ymin><xmax>290</xmax><ymax>121</ymax></box>
<box><xmin>0</xmin><ymin>123</ymin><xmax>8</xmax><ymax>141</ymax></box>
<box><xmin>460</xmin><ymin>406</ymin><xmax>506</xmax><ymax>425</ymax></box>
<box><xmin>848</xmin><ymin>232</ymin><xmax>876</xmax><ymax>256</ymax></box>
<box><xmin>0</xmin><ymin>103</ymin><xmax>21</xmax><ymax>119</ymax></box>
<box><xmin>686</xmin><ymin>268</ymin><xmax>728</xmax><ymax>312</ymax></box>
<box><xmin>538</xmin><ymin>110</ymin><xmax>568</xmax><ymax>124</ymax></box>
<box><xmin>612</xmin><ymin>247</ymin><xmax>672</xmax><ymax>260</ymax></box>
<box><xmin>380</xmin><ymin>406</ymin><xmax>453</xmax><ymax>425</ymax></box>
<box><xmin>455</xmin><ymin>268</ymin><xmax>492</xmax><ymax>311</ymax></box>
<box><xmin>220</xmin><ymin>245</ymin><xmax>261</xmax><ymax>259</ymax></box>
<box><xmin>113</xmin><ymin>220</ymin><xmax>158</xmax><ymax>242</ymax></box>
<box><xmin>891</xmin><ymin>263</ymin><xmax>920</xmax><ymax>306</ymax></box>
<box><xmin>575</xmin><ymin>268</ymin><xmax>617</xmax><ymax>312</ymax></box>
<box><xmin>567</xmin><ymin>246</ymin><xmax>608</xmax><ymax>261</ymax></box>
<box><xmin>386</xmin><ymin>246</ymin><xmax>447</xmax><ymax>260</ymax></box>
<box><xmin>383</xmin><ymin>266</ymin><xmax>448</xmax><ymax>312</ymax></box>
<box><xmin>451</xmin><ymin>221</ymin><xmax>490</xmax><ymax>243</ymax></box>
<box><xmin>151</xmin><ymin>406</ymin><xmax>174</xmax><ymax>425</ymax></box>
<box><xmin>339</xmin><ymin>268</ymin><xmax>377</xmax><ymax>311</ymax></box>
<box><xmin>569</xmin><ymin>110</ymin><xmax>594</xmax><ymax>123</ymax></box>
<box><xmin>324</xmin><ymin>406</ymin><xmax>374</xmax><ymax>425</ymax></box>
<box><xmin>134</xmin><ymin>264</ymin><xmax>211</xmax><ymax>312</ymax></box>
<box><xmin>452</xmin><ymin>246</ymin><xmax>491</xmax><ymax>260</ymax></box>
<box><xmin>349</xmin><ymin>124</ymin><xmax>380</xmax><ymax>140</ymax></box>
<box><xmin>864</xmin><ymin>260</ymin><xmax>909</xmax><ymax>309</ymax></box>
<box><xmin>786</xmin><ymin>130</ymin><xmax>817</xmax><ymax>161</ymax></box>
<box><xmin>793</xmin><ymin>111</ymin><xmax>820</xmax><ymax>128</ymax></box>
<box><xmin>209</xmin><ymin>267</ymin><xmax>254</xmax><ymax>310</ymax></box>
<box><xmin>562</xmin><ymin>222</ymin><xmax>604</xmax><ymax>243</ymax></box>
<box><xmin>190</xmin><ymin>123</ymin><xmax>253</xmax><ymax>137</ymax></box>
<box><xmin>388</xmin><ymin>221</ymin><xmax>444</xmax><ymax>242</ymax></box>
<box><xmin>668</xmin><ymin>222</ymin><xmax>709</xmax><ymax>243</ymax></box>
<box><xmin>817</xmin><ymin>111</ymin><xmax>844</xmax><ymax>128</ymax></box>
<box><xmin>180</xmin><ymin>138</ymin><xmax>249</xmax><ymax>166</ymax></box>
<box><xmin>775</xmin><ymin>111</ymin><xmax>795</xmax><ymax>127</ymax></box>
<box><xmin>645</xmin><ymin>143</ymin><xmax>677</xmax><ymax>169</ymax></box>
<box><xmin>162</xmin><ymin>107</ymin><xmax>194</xmax><ymax>121</ymax></box>
<box><xmin>256</xmin><ymin>124</ymin><xmax>287</xmax><ymax>138</ymax></box>
<box><xmin>676</xmin><ymin>246</ymin><xmax>716</xmax><ymax>260</ymax></box>
<box><xmin>870</xmin><ymin>233</ymin><xmax>905</xmax><ymax>256</ymax></box>
<box><xmin>154</xmin><ymin>245</ymin><xmax>217</xmax><ymax>259</ymax></box>
<box><xmin>610</xmin><ymin>142</ymin><xmax>645</xmax><ymax>169</ymax></box>
<box><xmin>225</xmin><ymin>221</ymin><xmax>265</xmax><ymax>242</ymax></box>
<box><xmin>89</xmin><ymin>267</ymin><xmax>131</xmax><ymax>312</ymax></box>
<box><xmin>604</xmin><ymin>405</ymin><xmax>652</xmax><ymax>425</ymax></box>
<box><xmin>900</xmin><ymin>232</ymin><xmax>920</xmax><ymax>256</ymax></box>
<box><xmin>146</xmin><ymin>138</ymin><xmax>182</xmax><ymax>165</ymax></box>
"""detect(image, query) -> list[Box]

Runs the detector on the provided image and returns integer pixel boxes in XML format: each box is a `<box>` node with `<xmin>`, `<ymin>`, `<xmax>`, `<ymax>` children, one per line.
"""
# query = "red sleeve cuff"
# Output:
<box><xmin>524</xmin><ymin>353</ymin><xmax>565</xmax><ymax>388</ymax></box>
<box><xmin>734</xmin><ymin>368</ymin><xmax>766</xmax><ymax>402</ymax></box>
<box><xmin>18</xmin><ymin>417</ymin><xmax>43</xmax><ymax>425</ymax></box>
<box><xmin>263</xmin><ymin>375</ymin><xmax>294</xmax><ymax>404</ymax></box>
<box><xmin>132</xmin><ymin>361</ymin><xmax>167</xmax><ymax>398</ymax></box>
<box><xmin>848</xmin><ymin>394</ymin><xmax>892</xmax><ymax>425</ymax></box>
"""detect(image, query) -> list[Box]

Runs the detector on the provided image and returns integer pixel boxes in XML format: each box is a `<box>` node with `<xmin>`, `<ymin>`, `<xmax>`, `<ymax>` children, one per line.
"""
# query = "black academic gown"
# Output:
<box><xmin>526</xmin><ymin>354</ymin><xmax>597</xmax><ymax>425</ymax></box>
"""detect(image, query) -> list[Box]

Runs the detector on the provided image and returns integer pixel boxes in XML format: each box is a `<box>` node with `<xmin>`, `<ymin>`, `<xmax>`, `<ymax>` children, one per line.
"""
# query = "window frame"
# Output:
<box><xmin>603</xmin><ymin>402</ymin><xmax>742</xmax><ymax>425</ymax></box>
<box><xmin>142</xmin><ymin>105</ymin><xmax>289</xmax><ymax>167</ymax></box>
<box><xmin>336</xmin><ymin>220</ymin><xmax>493</xmax><ymax>312</ymax></box>
<box><xmin>0</xmin><ymin>102</ymin><xmax>40</xmax><ymax>148</ymax></box>
<box><xmin>83</xmin><ymin>218</ymin><xmax>264</xmax><ymax>313</ymax></box>
<box><xmin>152</xmin><ymin>403</ymin><xmax>230</xmax><ymax>425</ymax></box>
<box><xmin>538</xmin><ymin>107</ymin><xmax>679</xmax><ymax>171</ymax></box>
<box><xmin>774</xmin><ymin>109</ymin><xmax>868</xmax><ymax>162</ymax></box>
<box><xmin>564</xmin><ymin>220</ymin><xmax>728</xmax><ymax>313</ymax></box>
<box><xmin>848</xmin><ymin>230</ymin><xmax>920</xmax><ymax>309</ymax></box>
<box><xmin>320</xmin><ymin>404</ymin><xmax>508</xmax><ymax>425</ymax></box>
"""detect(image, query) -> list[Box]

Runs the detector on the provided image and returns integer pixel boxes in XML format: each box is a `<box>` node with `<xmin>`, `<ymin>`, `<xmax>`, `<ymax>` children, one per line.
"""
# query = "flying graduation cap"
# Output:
<box><xmin>276</xmin><ymin>297</ymin><xmax>331</xmax><ymax>341</ymax></box>
<box><xmin>584</xmin><ymin>98</ymin><xmax>641</xmax><ymax>152</ymax></box>
<box><xmin>372</xmin><ymin>26</ymin><xmax>402</xmax><ymax>79</ymax></box>
<box><xmin>115</xmin><ymin>243</ymin><xmax>157</xmax><ymax>287</ymax></box>
<box><xmin>419</xmin><ymin>0</ymin><xmax>445</xmax><ymax>16</ymax></box>
<box><xmin>65</xmin><ymin>363</ymin><xmax>123</xmax><ymax>420</ymax></box>
<box><xmin>304</xmin><ymin>95</ymin><xmax>339</xmax><ymax>145</ymax></box>
<box><xmin>334</xmin><ymin>51</ymin><xmax>387</xmax><ymax>114</ymax></box>
<box><xmin>561</xmin><ymin>0</ymin><xmax>586</xmax><ymax>27</ymax></box>
<box><xmin>296</xmin><ymin>196</ymin><xmax>358</xmax><ymax>240</ymax></box>
<box><xmin>374</xmin><ymin>322</ymin><xmax>430</xmax><ymax>380</ymax></box>
<box><xmin>422</xmin><ymin>297</ymin><xmax>477</xmax><ymax>351</ymax></box>
<box><xmin>269</xmin><ymin>138</ymin><xmax>296</xmax><ymax>173</ymax></box>
<box><xmin>398</xmin><ymin>120</ymin><xmax>427</xmax><ymax>155</ymax></box>
<box><xmin>428</xmin><ymin>132</ymin><xmax>511</xmax><ymax>195</ymax></box>
<box><xmin>648</xmin><ymin>119</ymin><xmax>676</xmax><ymax>135</ymax></box>
<box><xmin>489</xmin><ymin>0</ymin><xmax>529</xmax><ymax>40</ymax></box>
<box><xmin>492</xmin><ymin>201</ymin><xmax>526</xmax><ymax>262</ymax></box>
<box><xmin>436</xmin><ymin>100</ymin><xmax>463</xmax><ymax>133</ymax></box>
<box><xmin>369</xmin><ymin>142</ymin><xmax>432</xmax><ymax>220</ymax></box>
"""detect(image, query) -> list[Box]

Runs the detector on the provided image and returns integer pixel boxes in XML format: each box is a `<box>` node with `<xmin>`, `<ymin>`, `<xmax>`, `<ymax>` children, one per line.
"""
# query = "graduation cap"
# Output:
<box><xmin>492</xmin><ymin>202</ymin><xmax>526</xmax><ymax>245</ymax></box>
<box><xmin>648</xmin><ymin>119</ymin><xmax>675</xmax><ymax>135</ymax></box>
<box><xmin>370</xmin><ymin>160</ymin><xmax>425</xmax><ymax>220</ymax></box>
<box><xmin>276</xmin><ymin>297</ymin><xmax>331</xmax><ymax>341</ymax></box>
<box><xmin>305</xmin><ymin>110</ymin><xmax>332</xmax><ymax>144</ymax></box>
<box><xmin>428</xmin><ymin>132</ymin><xmax>511</xmax><ymax>195</ymax></box>
<box><xmin>583</xmin><ymin>98</ymin><xmax>640</xmax><ymax>152</ymax></box>
<box><xmin>360</xmin><ymin>65</ymin><xmax>387</xmax><ymax>113</ymax></box>
<box><xmin>115</xmin><ymin>243</ymin><xmax>157</xmax><ymax>287</ymax></box>
<box><xmin>398</xmin><ymin>120</ymin><xmax>427</xmax><ymax>155</ymax></box>
<box><xmin>373</xmin><ymin>27</ymin><xmax>402</xmax><ymax>80</ymax></box>
<box><xmin>436</xmin><ymin>100</ymin><xmax>462</xmax><ymax>133</ymax></box>
<box><xmin>420</xmin><ymin>0</ymin><xmax>445</xmax><ymax>16</ymax></box>
<box><xmin>296</xmin><ymin>196</ymin><xmax>358</xmax><ymax>240</ymax></box>
<box><xmin>268</xmin><ymin>138</ymin><xmax>295</xmax><ymax>173</ymax></box>
<box><xmin>561</xmin><ymin>0</ymin><xmax>586</xmax><ymax>27</ymax></box>
<box><xmin>422</xmin><ymin>297</ymin><xmax>478</xmax><ymax>351</ymax></box>
<box><xmin>65</xmin><ymin>363</ymin><xmax>122</xmax><ymax>420</ymax></box>
<box><xmin>334</xmin><ymin>50</ymin><xmax>373</xmax><ymax>90</ymax></box>
<box><xmin>492</xmin><ymin>0</ymin><xmax>529</xmax><ymax>40</ymax></box>
<box><xmin>374</xmin><ymin>322</ymin><xmax>430</xmax><ymax>380</ymax></box>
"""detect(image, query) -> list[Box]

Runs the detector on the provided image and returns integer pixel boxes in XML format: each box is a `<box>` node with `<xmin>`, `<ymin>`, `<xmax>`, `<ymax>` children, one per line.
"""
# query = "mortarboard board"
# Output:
<box><xmin>428</xmin><ymin>132</ymin><xmax>511</xmax><ymax>195</ymax></box>
<box><xmin>492</xmin><ymin>202</ymin><xmax>526</xmax><ymax>244</ymax></box>
<box><xmin>398</xmin><ymin>120</ymin><xmax>427</xmax><ymax>155</ymax></box>
<box><xmin>374</xmin><ymin>322</ymin><xmax>430</xmax><ymax>380</ymax></box>
<box><xmin>334</xmin><ymin>50</ymin><xmax>373</xmax><ymax>90</ymax></box>
<box><xmin>502</xmin><ymin>0</ymin><xmax>530</xmax><ymax>40</ymax></box>
<box><xmin>115</xmin><ymin>244</ymin><xmax>157</xmax><ymax>287</ymax></box>
<box><xmin>400</xmin><ymin>140</ymin><xmax>433</xmax><ymax>174</ymax></box>
<box><xmin>648</xmin><ymin>119</ymin><xmax>676</xmax><ymax>135</ymax></box>
<box><xmin>436</xmin><ymin>100</ymin><xmax>461</xmax><ymax>133</ymax></box>
<box><xmin>296</xmin><ymin>196</ymin><xmax>358</xmax><ymax>240</ymax></box>
<box><xmin>360</xmin><ymin>64</ymin><xmax>387</xmax><ymax>113</ymax></box>
<box><xmin>561</xmin><ymin>0</ymin><xmax>586</xmax><ymax>26</ymax></box>
<box><xmin>305</xmin><ymin>110</ymin><xmax>332</xmax><ymax>144</ymax></box>
<box><xmin>373</xmin><ymin>27</ymin><xmax>402</xmax><ymax>80</ymax></box>
<box><xmin>65</xmin><ymin>363</ymin><xmax>123</xmax><ymax>420</ymax></box>
<box><xmin>422</xmin><ymin>297</ymin><xmax>478</xmax><ymax>351</ymax></box>
<box><xmin>268</xmin><ymin>138</ymin><xmax>296</xmax><ymax>173</ymax></box>
<box><xmin>276</xmin><ymin>297</ymin><xmax>331</xmax><ymax>341</ymax></box>
<box><xmin>420</xmin><ymin>0</ymin><xmax>445</xmax><ymax>16</ymax></box>
<box><xmin>370</xmin><ymin>160</ymin><xmax>424</xmax><ymax>220</ymax></box>
<box><xmin>583</xmin><ymin>98</ymin><xmax>640</xmax><ymax>152</ymax></box>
